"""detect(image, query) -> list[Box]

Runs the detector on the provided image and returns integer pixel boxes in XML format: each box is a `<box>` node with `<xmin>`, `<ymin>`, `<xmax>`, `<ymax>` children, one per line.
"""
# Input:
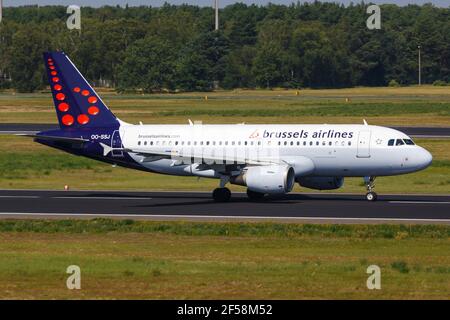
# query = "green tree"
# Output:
<box><xmin>117</xmin><ymin>36</ymin><xmax>176</xmax><ymax>92</ymax></box>
<box><xmin>8</xmin><ymin>24</ymin><xmax>50</xmax><ymax>92</ymax></box>
<box><xmin>175</xmin><ymin>31</ymin><xmax>230</xmax><ymax>91</ymax></box>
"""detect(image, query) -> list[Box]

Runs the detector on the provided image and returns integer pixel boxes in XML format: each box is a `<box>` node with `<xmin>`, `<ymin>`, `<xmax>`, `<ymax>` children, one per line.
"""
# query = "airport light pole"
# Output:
<box><xmin>214</xmin><ymin>0</ymin><xmax>219</xmax><ymax>31</ymax></box>
<box><xmin>418</xmin><ymin>45</ymin><xmax>422</xmax><ymax>86</ymax></box>
<box><xmin>213</xmin><ymin>0</ymin><xmax>219</xmax><ymax>89</ymax></box>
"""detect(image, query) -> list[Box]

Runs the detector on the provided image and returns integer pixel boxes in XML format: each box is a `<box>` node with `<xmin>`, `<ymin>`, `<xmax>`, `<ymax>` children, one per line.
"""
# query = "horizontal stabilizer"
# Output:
<box><xmin>16</xmin><ymin>134</ymin><xmax>89</xmax><ymax>144</ymax></box>
<box><xmin>99</xmin><ymin>142</ymin><xmax>131</xmax><ymax>156</ymax></box>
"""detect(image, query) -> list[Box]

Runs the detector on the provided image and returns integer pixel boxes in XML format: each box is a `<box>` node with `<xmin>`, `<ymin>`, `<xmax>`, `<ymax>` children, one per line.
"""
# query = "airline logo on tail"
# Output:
<box><xmin>44</xmin><ymin>51</ymin><xmax>119</xmax><ymax>129</ymax></box>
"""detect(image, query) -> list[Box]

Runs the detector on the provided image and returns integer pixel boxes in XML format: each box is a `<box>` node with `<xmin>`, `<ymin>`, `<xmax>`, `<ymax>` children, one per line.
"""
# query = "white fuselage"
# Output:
<box><xmin>117</xmin><ymin>124</ymin><xmax>432</xmax><ymax>179</ymax></box>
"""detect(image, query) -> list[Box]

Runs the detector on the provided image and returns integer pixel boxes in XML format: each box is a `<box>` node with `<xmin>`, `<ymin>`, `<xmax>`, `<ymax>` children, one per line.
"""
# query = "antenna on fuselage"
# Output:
<box><xmin>363</xmin><ymin>119</ymin><xmax>368</xmax><ymax>126</ymax></box>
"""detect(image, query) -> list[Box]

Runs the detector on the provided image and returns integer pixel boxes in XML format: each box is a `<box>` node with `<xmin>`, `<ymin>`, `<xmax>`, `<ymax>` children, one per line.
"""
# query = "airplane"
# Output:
<box><xmin>20</xmin><ymin>51</ymin><xmax>433</xmax><ymax>202</ymax></box>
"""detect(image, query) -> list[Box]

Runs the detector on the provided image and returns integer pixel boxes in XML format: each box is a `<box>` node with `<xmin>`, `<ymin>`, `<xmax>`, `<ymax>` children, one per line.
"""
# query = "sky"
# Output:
<box><xmin>3</xmin><ymin>1</ymin><xmax>450</xmax><ymax>8</ymax></box>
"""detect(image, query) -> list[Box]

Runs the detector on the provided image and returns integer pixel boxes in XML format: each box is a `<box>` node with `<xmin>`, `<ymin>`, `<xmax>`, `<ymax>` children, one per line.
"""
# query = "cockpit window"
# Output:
<box><xmin>403</xmin><ymin>139</ymin><xmax>415</xmax><ymax>145</ymax></box>
<box><xmin>396</xmin><ymin>139</ymin><xmax>405</xmax><ymax>146</ymax></box>
<box><xmin>388</xmin><ymin>139</ymin><xmax>395</xmax><ymax>146</ymax></box>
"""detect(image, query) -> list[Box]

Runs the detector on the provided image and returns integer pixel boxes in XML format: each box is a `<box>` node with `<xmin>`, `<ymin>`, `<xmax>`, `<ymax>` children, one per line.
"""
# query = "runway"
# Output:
<box><xmin>0</xmin><ymin>124</ymin><xmax>449</xmax><ymax>138</ymax></box>
<box><xmin>0</xmin><ymin>190</ymin><xmax>449</xmax><ymax>224</ymax></box>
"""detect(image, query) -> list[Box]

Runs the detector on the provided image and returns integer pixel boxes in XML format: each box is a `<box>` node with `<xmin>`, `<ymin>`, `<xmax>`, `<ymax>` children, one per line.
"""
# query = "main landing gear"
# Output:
<box><xmin>212</xmin><ymin>187</ymin><xmax>231</xmax><ymax>202</ymax></box>
<box><xmin>212</xmin><ymin>176</ymin><xmax>231</xmax><ymax>202</ymax></box>
<box><xmin>364</xmin><ymin>176</ymin><xmax>377</xmax><ymax>201</ymax></box>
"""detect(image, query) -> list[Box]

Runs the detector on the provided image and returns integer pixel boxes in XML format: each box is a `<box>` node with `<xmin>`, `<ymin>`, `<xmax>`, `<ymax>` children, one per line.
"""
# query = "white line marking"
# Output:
<box><xmin>0</xmin><ymin>212</ymin><xmax>448</xmax><ymax>223</ymax></box>
<box><xmin>53</xmin><ymin>197</ymin><xmax>153</xmax><ymax>200</ymax></box>
<box><xmin>0</xmin><ymin>189</ymin><xmax>449</xmax><ymax>197</ymax></box>
<box><xmin>0</xmin><ymin>196</ymin><xmax>40</xmax><ymax>199</ymax></box>
<box><xmin>389</xmin><ymin>201</ymin><xmax>450</xmax><ymax>204</ymax></box>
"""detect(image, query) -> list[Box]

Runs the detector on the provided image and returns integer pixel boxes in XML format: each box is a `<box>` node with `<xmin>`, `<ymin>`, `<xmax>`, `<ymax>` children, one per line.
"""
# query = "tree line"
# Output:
<box><xmin>0</xmin><ymin>2</ymin><xmax>449</xmax><ymax>92</ymax></box>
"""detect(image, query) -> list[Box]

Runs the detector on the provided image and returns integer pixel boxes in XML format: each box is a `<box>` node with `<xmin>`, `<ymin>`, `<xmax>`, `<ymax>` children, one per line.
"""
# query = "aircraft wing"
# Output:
<box><xmin>99</xmin><ymin>143</ymin><xmax>279</xmax><ymax>166</ymax></box>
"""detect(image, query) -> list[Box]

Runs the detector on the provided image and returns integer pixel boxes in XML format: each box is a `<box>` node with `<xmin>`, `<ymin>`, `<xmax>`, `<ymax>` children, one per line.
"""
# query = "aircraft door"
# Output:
<box><xmin>357</xmin><ymin>131</ymin><xmax>371</xmax><ymax>158</ymax></box>
<box><xmin>111</xmin><ymin>130</ymin><xmax>124</xmax><ymax>157</ymax></box>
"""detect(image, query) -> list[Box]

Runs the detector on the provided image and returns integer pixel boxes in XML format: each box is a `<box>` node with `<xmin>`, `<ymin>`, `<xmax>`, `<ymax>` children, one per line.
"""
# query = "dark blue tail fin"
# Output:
<box><xmin>44</xmin><ymin>51</ymin><xmax>119</xmax><ymax>129</ymax></box>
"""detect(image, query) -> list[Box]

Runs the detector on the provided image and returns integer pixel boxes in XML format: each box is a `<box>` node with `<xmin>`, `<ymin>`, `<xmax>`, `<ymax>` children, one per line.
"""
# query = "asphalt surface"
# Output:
<box><xmin>0</xmin><ymin>124</ymin><xmax>449</xmax><ymax>138</ymax></box>
<box><xmin>0</xmin><ymin>190</ymin><xmax>449</xmax><ymax>224</ymax></box>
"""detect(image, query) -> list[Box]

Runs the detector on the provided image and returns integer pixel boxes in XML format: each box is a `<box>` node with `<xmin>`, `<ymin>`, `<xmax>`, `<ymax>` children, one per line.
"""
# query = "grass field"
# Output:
<box><xmin>0</xmin><ymin>220</ymin><xmax>448</xmax><ymax>299</ymax></box>
<box><xmin>0</xmin><ymin>86</ymin><xmax>449</xmax><ymax>125</ymax></box>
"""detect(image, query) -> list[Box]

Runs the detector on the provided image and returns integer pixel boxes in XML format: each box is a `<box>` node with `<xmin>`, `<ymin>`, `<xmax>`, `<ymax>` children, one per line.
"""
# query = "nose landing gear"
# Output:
<box><xmin>364</xmin><ymin>176</ymin><xmax>377</xmax><ymax>201</ymax></box>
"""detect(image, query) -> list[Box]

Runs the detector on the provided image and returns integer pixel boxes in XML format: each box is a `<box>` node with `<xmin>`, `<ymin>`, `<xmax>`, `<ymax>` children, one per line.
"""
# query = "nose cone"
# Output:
<box><xmin>414</xmin><ymin>147</ymin><xmax>433</xmax><ymax>170</ymax></box>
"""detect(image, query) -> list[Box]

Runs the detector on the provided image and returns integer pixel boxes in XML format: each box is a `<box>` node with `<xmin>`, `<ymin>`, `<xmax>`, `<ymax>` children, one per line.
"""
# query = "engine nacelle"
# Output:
<box><xmin>297</xmin><ymin>177</ymin><xmax>344</xmax><ymax>190</ymax></box>
<box><xmin>230</xmin><ymin>165</ymin><xmax>295</xmax><ymax>194</ymax></box>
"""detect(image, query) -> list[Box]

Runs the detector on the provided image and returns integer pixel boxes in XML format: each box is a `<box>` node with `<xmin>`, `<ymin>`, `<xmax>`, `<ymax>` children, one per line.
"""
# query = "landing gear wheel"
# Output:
<box><xmin>212</xmin><ymin>187</ymin><xmax>231</xmax><ymax>202</ymax></box>
<box><xmin>246</xmin><ymin>189</ymin><xmax>265</xmax><ymax>201</ymax></box>
<box><xmin>366</xmin><ymin>192</ymin><xmax>378</xmax><ymax>202</ymax></box>
<box><xmin>364</xmin><ymin>176</ymin><xmax>377</xmax><ymax>202</ymax></box>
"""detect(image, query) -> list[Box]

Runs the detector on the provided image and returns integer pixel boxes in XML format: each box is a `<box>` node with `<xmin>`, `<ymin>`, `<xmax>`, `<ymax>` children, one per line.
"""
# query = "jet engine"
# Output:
<box><xmin>297</xmin><ymin>177</ymin><xmax>344</xmax><ymax>190</ymax></box>
<box><xmin>230</xmin><ymin>165</ymin><xmax>295</xmax><ymax>194</ymax></box>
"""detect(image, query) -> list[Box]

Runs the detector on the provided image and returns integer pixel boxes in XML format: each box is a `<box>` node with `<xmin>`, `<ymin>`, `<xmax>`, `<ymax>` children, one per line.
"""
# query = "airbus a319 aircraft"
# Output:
<box><xmin>21</xmin><ymin>52</ymin><xmax>433</xmax><ymax>202</ymax></box>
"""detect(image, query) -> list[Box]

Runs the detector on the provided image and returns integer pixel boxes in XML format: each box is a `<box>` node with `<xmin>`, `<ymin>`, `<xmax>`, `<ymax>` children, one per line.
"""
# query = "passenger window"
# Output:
<box><xmin>138</xmin><ymin>141</ymin><xmax>141</xmax><ymax>146</ymax></box>
<box><xmin>388</xmin><ymin>139</ymin><xmax>395</xmax><ymax>146</ymax></box>
<box><xmin>396</xmin><ymin>139</ymin><xmax>404</xmax><ymax>146</ymax></box>
<box><xmin>404</xmin><ymin>139</ymin><xmax>415</xmax><ymax>145</ymax></box>
<box><xmin>303</xmin><ymin>141</ymin><xmax>306</xmax><ymax>146</ymax></box>
<box><xmin>150</xmin><ymin>141</ymin><xmax>153</xmax><ymax>145</ymax></box>
<box><xmin>284</xmin><ymin>141</ymin><xmax>288</xmax><ymax>146</ymax></box>
<box><xmin>348</xmin><ymin>141</ymin><xmax>351</xmax><ymax>146</ymax></box>
<box><xmin>143</xmin><ymin>141</ymin><xmax>147</xmax><ymax>146</ymax></box>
